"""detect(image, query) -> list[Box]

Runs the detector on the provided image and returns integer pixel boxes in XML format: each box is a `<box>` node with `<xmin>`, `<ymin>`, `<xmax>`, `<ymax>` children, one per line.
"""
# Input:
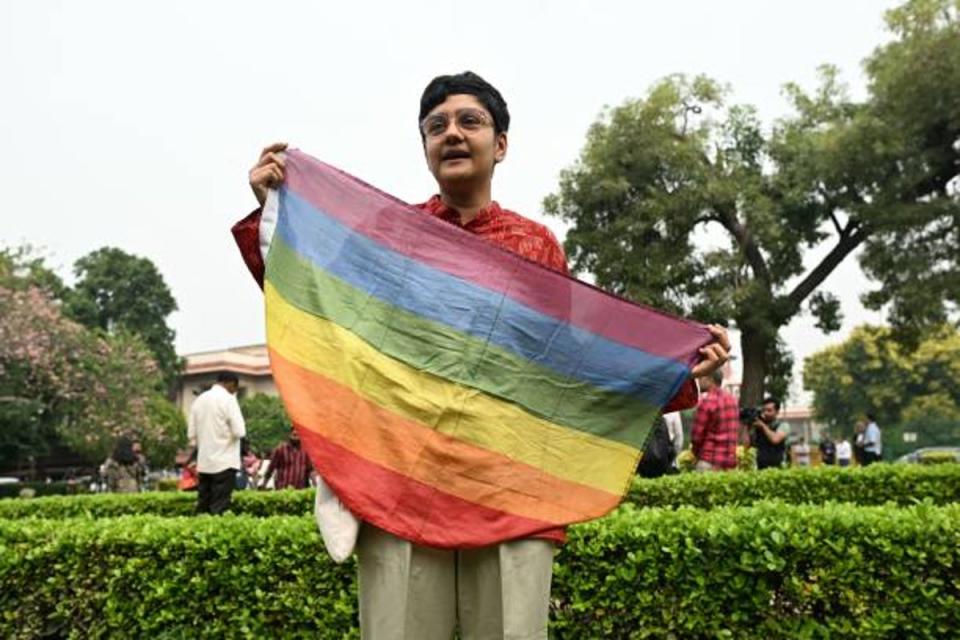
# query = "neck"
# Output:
<box><xmin>440</xmin><ymin>184</ymin><xmax>492</xmax><ymax>224</ymax></box>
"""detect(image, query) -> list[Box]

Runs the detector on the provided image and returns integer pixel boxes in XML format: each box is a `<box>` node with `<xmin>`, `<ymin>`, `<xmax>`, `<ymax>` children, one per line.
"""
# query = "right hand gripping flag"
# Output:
<box><xmin>263</xmin><ymin>150</ymin><xmax>711</xmax><ymax>548</ymax></box>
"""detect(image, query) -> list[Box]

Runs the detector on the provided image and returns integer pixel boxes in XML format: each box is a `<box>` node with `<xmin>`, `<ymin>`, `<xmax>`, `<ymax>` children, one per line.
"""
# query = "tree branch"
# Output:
<box><xmin>829</xmin><ymin>210</ymin><xmax>844</xmax><ymax>237</ymax></box>
<box><xmin>714</xmin><ymin>204</ymin><xmax>772</xmax><ymax>287</ymax></box>
<box><xmin>786</xmin><ymin>225</ymin><xmax>870</xmax><ymax>313</ymax></box>
<box><xmin>692</xmin><ymin>214</ymin><xmax>719</xmax><ymax>227</ymax></box>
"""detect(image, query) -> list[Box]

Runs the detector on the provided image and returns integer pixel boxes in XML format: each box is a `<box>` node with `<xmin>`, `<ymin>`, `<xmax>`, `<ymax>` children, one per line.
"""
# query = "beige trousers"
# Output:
<box><xmin>356</xmin><ymin>524</ymin><xmax>555</xmax><ymax>640</ymax></box>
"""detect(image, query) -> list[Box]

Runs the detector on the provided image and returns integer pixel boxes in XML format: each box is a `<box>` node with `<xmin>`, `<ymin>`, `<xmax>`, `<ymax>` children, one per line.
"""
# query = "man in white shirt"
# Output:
<box><xmin>663</xmin><ymin>411</ymin><xmax>684</xmax><ymax>469</ymax></box>
<box><xmin>863</xmin><ymin>413</ymin><xmax>883</xmax><ymax>466</ymax></box>
<box><xmin>188</xmin><ymin>372</ymin><xmax>246</xmax><ymax>514</ymax></box>
<box><xmin>836</xmin><ymin>437</ymin><xmax>853</xmax><ymax>467</ymax></box>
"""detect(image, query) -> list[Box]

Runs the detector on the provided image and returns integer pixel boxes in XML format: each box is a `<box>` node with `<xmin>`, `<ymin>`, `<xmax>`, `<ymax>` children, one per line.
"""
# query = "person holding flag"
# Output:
<box><xmin>232</xmin><ymin>71</ymin><xmax>729</xmax><ymax>639</ymax></box>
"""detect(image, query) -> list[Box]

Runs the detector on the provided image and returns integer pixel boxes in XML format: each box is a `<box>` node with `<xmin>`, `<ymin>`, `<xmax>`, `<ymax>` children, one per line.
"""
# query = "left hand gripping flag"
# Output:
<box><xmin>263</xmin><ymin>150</ymin><xmax>711</xmax><ymax>548</ymax></box>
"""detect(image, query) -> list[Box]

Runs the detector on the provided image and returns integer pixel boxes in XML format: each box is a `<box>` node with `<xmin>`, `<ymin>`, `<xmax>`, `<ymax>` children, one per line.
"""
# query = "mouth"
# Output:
<box><xmin>441</xmin><ymin>149</ymin><xmax>471</xmax><ymax>162</ymax></box>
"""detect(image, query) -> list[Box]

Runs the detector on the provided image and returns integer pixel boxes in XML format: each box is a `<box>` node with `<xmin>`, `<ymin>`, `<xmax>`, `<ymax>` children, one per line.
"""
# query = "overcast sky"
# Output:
<box><xmin>2</xmin><ymin>0</ymin><xmax>898</xmax><ymax>403</ymax></box>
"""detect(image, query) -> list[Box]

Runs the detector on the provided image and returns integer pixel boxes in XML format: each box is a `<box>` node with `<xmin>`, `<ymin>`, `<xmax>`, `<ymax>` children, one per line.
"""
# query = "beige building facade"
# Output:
<box><xmin>175</xmin><ymin>344</ymin><xmax>276</xmax><ymax>417</ymax></box>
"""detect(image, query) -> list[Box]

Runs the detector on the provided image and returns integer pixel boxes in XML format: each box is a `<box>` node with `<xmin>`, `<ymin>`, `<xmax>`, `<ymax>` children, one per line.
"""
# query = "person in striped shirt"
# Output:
<box><xmin>261</xmin><ymin>427</ymin><xmax>313</xmax><ymax>490</ymax></box>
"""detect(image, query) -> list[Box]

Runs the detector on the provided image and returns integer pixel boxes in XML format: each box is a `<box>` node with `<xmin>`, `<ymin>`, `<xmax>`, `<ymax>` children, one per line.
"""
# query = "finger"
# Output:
<box><xmin>250</xmin><ymin>165</ymin><xmax>284</xmax><ymax>187</ymax></box>
<box><xmin>266</xmin><ymin>165</ymin><xmax>284</xmax><ymax>186</ymax></box>
<box><xmin>705</xmin><ymin>344</ymin><xmax>729</xmax><ymax>367</ymax></box>
<box><xmin>252</xmin><ymin>155</ymin><xmax>286</xmax><ymax>176</ymax></box>
<box><xmin>259</xmin><ymin>142</ymin><xmax>288</xmax><ymax>160</ymax></box>
<box><xmin>707</xmin><ymin>324</ymin><xmax>731</xmax><ymax>351</ymax></box>
<box><xmin>705</xmin><ymin>341</ymin><xmax>729</xmax><ymax>363</ymax></box>
<box><xmin>257</xmin><ymin>152</ymin><xmax>287</xmax><ymax>170</ymax></box>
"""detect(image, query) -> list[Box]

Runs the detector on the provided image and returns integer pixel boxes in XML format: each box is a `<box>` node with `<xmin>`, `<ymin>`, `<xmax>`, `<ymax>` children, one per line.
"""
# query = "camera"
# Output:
<box><xmin>739</xmin><ymin>406</ymin><xmax>761</xmax><ymax>424</ymax></box>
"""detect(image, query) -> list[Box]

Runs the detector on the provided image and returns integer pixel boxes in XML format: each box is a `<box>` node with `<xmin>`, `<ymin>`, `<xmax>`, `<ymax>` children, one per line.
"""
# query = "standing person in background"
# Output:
<box><xmin>853</xmin><ymin>420</ymin><xmax>867</xmax><ymax>466</ymax></box>
<box><xmin>131</xmin><ymin>440</ymin><xmax>149</xmax><ymax>488</ymax></box>
<box><xmin>691</xmin><ymin>370</ymin><xmax>739</xmax><ymax>471</ymax></box>
<box><xmin>261</xmin><ymin>427</ymin><xmax>313</xmax><ymax>490</ymax></box>
<box><xmin>819</xmin><ymin>432</ymin><xmax>837</xmax><ymax>466</ymax></box>
<box><xmin>863</xmin><ymin>413</ymin><xmax>883</xmax><ymax>465</ymax></box>
<box><xmin>792</xmin><ymin>438</ymin><xmax>812</xmax><ymax>467</ymax></box>
<box><xmin>663</xmin><ymin>411</ymin><xmax>685</xmax><ymax>470</ymax></box>
<box><xmin>239</xmin><ymin>438</ymin><xmax>262</xmax><ymax>489</ymax></box>
<box><xmin>188</xmin><ymin>372</ymin><xmax>246</xmax><ymax>514</ymax></box>
<box><xmin>836</xmin><ymin>435</ymin><xmax>852</xmax><ymax>468</ymax></box>
<box><xmin>752</xmin><ymin>397</ymin><xmax>790</xmax><ymax>470</ymax></box>
<box><xmin>102</xmin><ymin>435</ymin><xmax>145</xmax><ymax>493</ymax></box>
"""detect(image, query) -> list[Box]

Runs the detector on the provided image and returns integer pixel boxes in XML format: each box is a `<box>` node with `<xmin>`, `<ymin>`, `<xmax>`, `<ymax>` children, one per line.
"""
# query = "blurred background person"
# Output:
<box><xmin>101</xmin><ymin>435</ymin><xmax>145</xmax><ymax>493</ymax></box>
<box><xmin>261</xmin><ymin>427</ymin><xmax>314</xmax><ymax>489</ymax></box>
<box><xmin>836</xmin><ymin>435</ymin><xmax>852</xmax><ymax>468</ymax></box>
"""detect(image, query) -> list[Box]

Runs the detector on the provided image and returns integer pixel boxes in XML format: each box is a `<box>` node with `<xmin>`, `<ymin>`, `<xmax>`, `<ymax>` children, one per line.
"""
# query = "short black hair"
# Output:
<box><xmin>419</xmin><ymin>71</ymin><xmax>510</xmax><ymax>135</ymax></box>
<box><xmin>762</xmin><ymin>397</ymin><xmax>781</xmax><ymax>411</ymax></box>
<box><xmin>217</xmin><ymin>371</ymin><xmax>240</xmax><ymax>385</ymax></box>
<box><xmin>866</xmin><ymin>412</ymin><xmax>877</xmax><ymax>422</ymax></box>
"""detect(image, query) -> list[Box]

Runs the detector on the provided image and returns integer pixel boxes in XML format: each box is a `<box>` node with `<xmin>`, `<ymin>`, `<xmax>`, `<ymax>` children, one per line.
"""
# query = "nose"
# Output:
<box><xmin>442</xmin><ymin>122</ymin><xmax>465</xmax><ymax>143</ymax></box>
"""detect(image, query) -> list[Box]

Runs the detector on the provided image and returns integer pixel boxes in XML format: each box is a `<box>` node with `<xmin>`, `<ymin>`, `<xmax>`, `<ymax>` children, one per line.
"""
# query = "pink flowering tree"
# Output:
<box><xmin>0</xmin><ymin>284</ymin><xmax>184</xmax><ymax>470</ymax></box>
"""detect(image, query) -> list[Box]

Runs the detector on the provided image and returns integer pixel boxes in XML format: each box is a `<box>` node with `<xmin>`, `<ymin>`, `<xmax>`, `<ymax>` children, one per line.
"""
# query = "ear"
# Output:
<box><xmin>493</xmin><ymin>131</ymin><xmax>508</xmax><ymax>164</ymax></box>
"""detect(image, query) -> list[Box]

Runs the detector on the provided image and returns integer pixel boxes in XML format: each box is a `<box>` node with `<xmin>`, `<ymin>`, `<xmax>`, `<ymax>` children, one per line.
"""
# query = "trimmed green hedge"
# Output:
<box><xmin>0</xmin><ymin>488</ymin><xmax>314</xmax><ymax>519</ymax></box>
<box><xmin>552</xmin><ymin>502</ymin><xmax>960</xmax><ymax>638</ymax></box>
<box><xmin>3</xmin><ymin>503</ymin><xmax>958</xmax><ymax>638</ymax></box>
<box><xmin>0</xmin><ymin>515</ymin><xmax>356</xmax><ymax>639</ymax></box>
<box><xmin>626</xmin><ymin>462</ymin><xmax>960</xmax><ymax>509</ymax></box>
<box><xmin>2</xmin><ymin>464</ymin><xmax>958</xmax><ymax>520</ymax></box>
<box><xmin>0</xmin><ymin>481</ymin><xmax>89</xmax><ymax>500</ymax></box>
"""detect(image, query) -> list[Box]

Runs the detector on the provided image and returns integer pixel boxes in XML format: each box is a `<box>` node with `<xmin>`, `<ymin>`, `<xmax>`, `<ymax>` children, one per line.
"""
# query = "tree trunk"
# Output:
<box><xmin>739</xmin><ymin>326</ymin><xmax>771</xmax><ymax>408</ymax></box>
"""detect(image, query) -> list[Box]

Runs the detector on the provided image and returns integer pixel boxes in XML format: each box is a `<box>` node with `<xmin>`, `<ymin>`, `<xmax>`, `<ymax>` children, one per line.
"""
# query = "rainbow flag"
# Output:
<box><xmin>263</xmin><ymin>150</ymin><xmax>710</xmax><ymax>548</ymax></box>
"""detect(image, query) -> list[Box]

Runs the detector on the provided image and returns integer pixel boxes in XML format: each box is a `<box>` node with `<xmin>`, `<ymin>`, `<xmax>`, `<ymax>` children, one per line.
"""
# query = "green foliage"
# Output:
<box><xmin>2</xmin><ymin>504</ymin><xmax>958</xmax><ymax>638</ymax></box>
<box><xmin>857</xmin><ymin>0</ymin><xmax>960</xmax><ymax>341</ymax></box>
<box><xmin>0</xmin><ymin>247</ymin><xmax>183</xmax><ymax>469</ymax></box>
<box><xmin>0</xmin><ymin>481</ymin><xmax>90</xmax><ymax>500</ymax></box>
<box><xmin>240</xmin><ymin>394</ymin><xmax>292</xmax><ymax>454</ymax></box>
<box><xmin>0</xmin><ymin>488</ymin><xmax>313</xmax><ymax>518</ymax></box>
<box><xmin>142</xmin><ymin>395</ymin><xmax>187</xmax><ymax>468</ymax></box>
<box><xmin>64</xmin><ymin>247</ymin><xmax>182</xmax><ymax>389</ymax></box>
<box><xmin>0</xmin><ymin>246</ymin><xmax>67</xmax><ymax>299</ymax></box>
<box><xmin>804</xmin><ymin>324</ymin><xmax>960</xmax><ymax>444</ymax></box>
<box><xmin>552</xmin><ymin>502</ymin><xmax>960</xmax><ymax>638</ymax></box>
<box><xmin>0</xmin><ymin>515</ymin><xmax>358</xmax><ymax>638</ymax></box>
<box><xmin>545</xmin><ymin>0</ymin><xmax>960</xmax><ymax>404</ymax></box>
<box><xmin>4</xmin><ymin>465</ymin><xmax>957</xmax><ymax>518</ymax></box>
<box><xmin>0</xmin><ymin>285</ymin><xmax>172</xmax><ymax>468</ymax></box>
<box><xmin>627</xmin><ymin>463</ymin><xmax>960</xmax><ymax>510</ymax></box>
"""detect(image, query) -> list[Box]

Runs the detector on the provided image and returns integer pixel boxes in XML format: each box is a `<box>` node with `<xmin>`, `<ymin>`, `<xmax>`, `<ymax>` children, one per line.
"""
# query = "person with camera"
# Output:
<box><xmin>749</xmin><ymin>397</ymin><xmax>790</xmax><ymax>470</ymax></box>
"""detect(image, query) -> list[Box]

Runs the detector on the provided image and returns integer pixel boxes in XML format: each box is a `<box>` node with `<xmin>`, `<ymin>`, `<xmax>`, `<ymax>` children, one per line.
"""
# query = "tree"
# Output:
<box><xmin>65</xmin><ymin>247</ymin><xmax>182</xmax><ymax>389</ymax></box>
<box><xmin>239</xmin><ymin>394</ymin><xmax>291</xmax><ymax>454</ymax></box>
<box><xmin>857</xmin><ymin>0</ymin><xmax>960</xmax><ymax>341</ymax></box>
<box><xmin>0</xmin><ymin>246</ymin><xmax>67</xmax><ymax>298</ymax></box>
<box><xmin>803</xmin><ymin>324</ymin><xmax>960</xmax><ymax>455</ymax></box>
<box><xmin>544</xmin><ymin>0</ymin><xmax>959</xmax><ymax>405</ymax></box>
<box><xmin>0</xmin><ymin>283</ymin><xmax>183</xmax><ymax>470</ymax></box>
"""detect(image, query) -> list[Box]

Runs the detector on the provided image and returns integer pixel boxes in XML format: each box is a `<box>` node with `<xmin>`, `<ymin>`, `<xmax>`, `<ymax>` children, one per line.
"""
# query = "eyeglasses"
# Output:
<box><xmin>420</xmin><ymin>108</ymin><xmax>493</xmax><ymax>138</ymax></box>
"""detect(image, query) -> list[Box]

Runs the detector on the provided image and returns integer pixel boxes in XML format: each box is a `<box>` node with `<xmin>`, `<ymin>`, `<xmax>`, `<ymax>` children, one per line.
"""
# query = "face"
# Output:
<box><xmin>422</xmin><ymin>94</ymin><xmax>507</xmax><ymax>195</ymax></box>
<box><xmin>761</xmin><ymin>402</ymin><xmax>779</xmax><ymax>422</ymax></box>
<box><xmin>289</xmin><ymin>430</ymin><xmax>300</xmax><ymax>446</ymax></box>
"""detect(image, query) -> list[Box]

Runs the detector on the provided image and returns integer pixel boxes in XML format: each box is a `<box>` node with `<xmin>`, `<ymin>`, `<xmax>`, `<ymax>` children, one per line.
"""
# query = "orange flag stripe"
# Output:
<box><xmin>269</xmin><ymin>348</ymin><xmax>622</xmax><ymax>526</ymax></box>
